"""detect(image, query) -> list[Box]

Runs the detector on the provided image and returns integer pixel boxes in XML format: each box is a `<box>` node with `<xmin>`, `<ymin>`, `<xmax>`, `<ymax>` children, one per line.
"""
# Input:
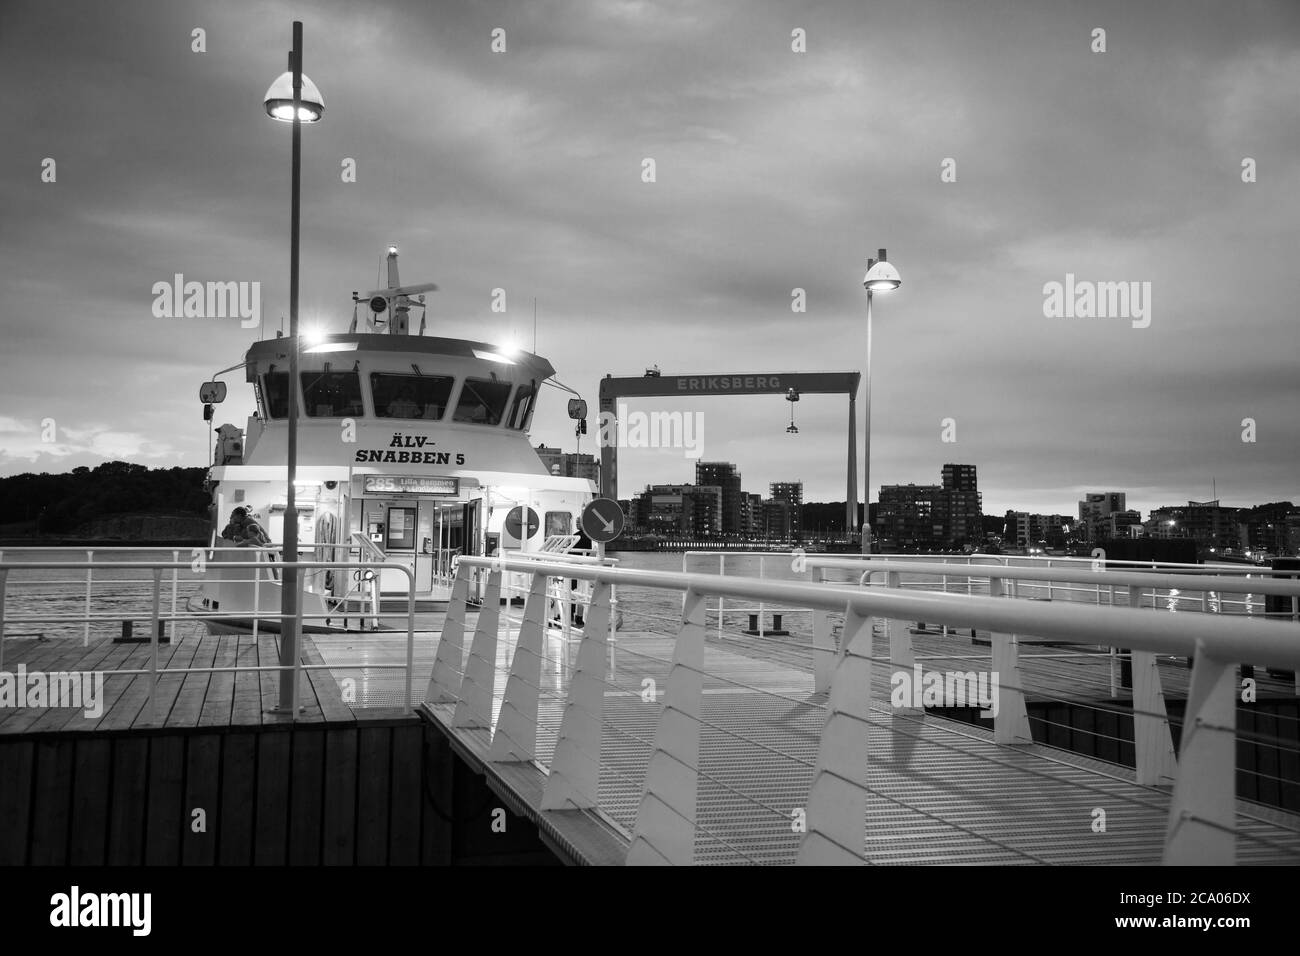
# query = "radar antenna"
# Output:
<box><xmin>355</xmin><ymin>246</ymin><xmax>438</xmax><ymax>335</ymax></box>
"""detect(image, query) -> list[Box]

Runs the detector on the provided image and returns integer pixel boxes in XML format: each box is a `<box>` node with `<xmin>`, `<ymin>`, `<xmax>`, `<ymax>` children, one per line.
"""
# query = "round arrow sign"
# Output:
<box><xmin>581</xmin><ymin>497</ymin><xmax>625</xmax><ymax>543</ymax></box>
<box><xmin>504</xmin><ymin>506</ymin><xmax>540</xmax><ymax>540</ymax></box>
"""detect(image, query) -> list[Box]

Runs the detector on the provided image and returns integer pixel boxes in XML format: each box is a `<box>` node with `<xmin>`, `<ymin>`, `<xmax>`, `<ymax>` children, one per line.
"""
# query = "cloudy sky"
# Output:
<box><xmin>1</xmin><ymin>0</ymin><xmax>1297</xmax><ymax>515</ymax></box>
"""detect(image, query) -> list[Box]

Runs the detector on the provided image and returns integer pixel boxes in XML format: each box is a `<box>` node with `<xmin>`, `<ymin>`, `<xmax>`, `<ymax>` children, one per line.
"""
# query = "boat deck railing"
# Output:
<box><xmin>0</xmin><ymin>558</ymin><xmax>418</xmax><ymax>722</ymax></box>
<box><xmin>680</xmin><ymin>549</ymin><xmax>1300</xmax><ymax>642</ymax></box>
<box><xmin>424</xmin><ymin>553</ymin><xmax>1300</xmax><ymax>865</ymax></box>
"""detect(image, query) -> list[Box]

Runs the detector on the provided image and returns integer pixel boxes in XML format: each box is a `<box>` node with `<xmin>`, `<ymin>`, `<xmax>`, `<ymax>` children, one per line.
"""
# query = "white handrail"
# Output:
<box><xmin>0</xmin><ymin>559</ymin><xmax>418</xmax><ymax>716</ymax></box>
<box><xmin>805</xmin><ymin>556</ymin><xmax>1300</xmax><ymax>598</ymax></box>
<box><xmin>433</xmin><ymin>553</ymin><xmax>1300</xmax><ymax>866</ymax></box>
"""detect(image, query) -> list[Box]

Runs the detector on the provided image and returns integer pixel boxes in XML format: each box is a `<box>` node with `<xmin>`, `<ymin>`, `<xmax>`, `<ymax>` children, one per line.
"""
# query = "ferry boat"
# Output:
<box><xmin>190</xmin><ymin>248</ymin><xmax>595</xmax><ymax>632</ymax></box>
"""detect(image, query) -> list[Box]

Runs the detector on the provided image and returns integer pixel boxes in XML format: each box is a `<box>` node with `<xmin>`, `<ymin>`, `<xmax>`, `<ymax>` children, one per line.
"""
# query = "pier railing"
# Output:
<box><xmin>427</xmin><ymin>553</ymin><xmax>1300</xmax><ymax>865</ymax></box>
<box><xmin>0</xmin><ymin>558</ymin><xmax>418</xmax><ymax>721</ymax></box>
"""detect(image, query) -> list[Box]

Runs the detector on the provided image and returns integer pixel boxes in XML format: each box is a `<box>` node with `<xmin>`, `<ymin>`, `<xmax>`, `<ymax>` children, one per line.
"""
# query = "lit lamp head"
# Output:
<box><xmin>263</xmin><ymin>71</ymin><xmax>325</xmax><ymax>123</ymax></box>
<box><xmin>863</xmin><ymin>248</ymin><xmax>901</xmax><ymax>293</ymax></box>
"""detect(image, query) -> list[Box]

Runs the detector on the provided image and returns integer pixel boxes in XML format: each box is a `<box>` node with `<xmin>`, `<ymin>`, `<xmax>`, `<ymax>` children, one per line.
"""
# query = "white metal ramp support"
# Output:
<box><xmin>627</xmin><ymin>588</ymin><xmax>706</xmax><ymax>865</ymax></box>
<box><xmin>489</xmin><ymin>572</ymin><xmax>548</xmax><ymax>763</ymax></box>
<box><xmin>1131</xmin><ymin>649</ymin><xmax>1177</xmax><ymax>786</ymax></box>
<box><xmin>989</xmin><ymin>576</ymin><xmax>1032</xmax><ymax>745</ymax></box>
<box><xmin>797</xmin><ymin>605</ymin><xmax>872</xmax><ymax>865</ymax></box>
<box><xmin>885</xmin><ymin>571</ymin><xmax>919</xmax><ymax>715</ymax></box>
<box><xmin>540</xmin><ymin>580</ymin><xmax>612</xmax><ymax>811</ymax></box>
<box><xmin>1163</xmin><ymin>644</ymin><xmax>1237</xmax><ymax>865</ymax></box>
<box><xmin>813</xmin><ymin>568</ymin><xmax>835</xmax><ymax>693</ymax></box>
<box><xmin>426</xmin><ymin>562</ymin><xmax>472</xmax><ymax>704</ymax></box>
<box><xmin>454</xmin><ymin>569</ymin><xmax>502</xmax><ymax>729</ymax></box>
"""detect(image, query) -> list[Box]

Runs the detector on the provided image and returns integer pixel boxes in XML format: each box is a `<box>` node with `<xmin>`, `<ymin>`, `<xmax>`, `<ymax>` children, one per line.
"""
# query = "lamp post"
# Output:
<box><xmin>861</xmin><ymin>249</ymin><xmax>901</xmax><ymax>554</ymax></box>
<box><xmin>264</xmin><ymin>21</ymin><xmax>324</xmax><ymax>712</ymax></box>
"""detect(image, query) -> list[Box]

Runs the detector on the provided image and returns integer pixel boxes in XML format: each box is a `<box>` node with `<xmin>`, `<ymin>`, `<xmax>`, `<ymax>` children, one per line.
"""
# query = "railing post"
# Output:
<box><xmin>1131</xmin><ymin>649</ymin><xmax>1177</xmax><ymax>786</ymax></box>
<box><xmin>490</xmin><ymin>572</ymin><xmax>548</xmax><ymax>762</ymax></box>
<box><xmin>0</xmin><ymin>568</ymin><xmax>8</xmax><ymax>674</ymax></box>
<box><xmin>405</xmin><ymin>570</ymin><xmax>416</xmax><ymax>710</ymax></box>
<box><xmin>798</xmin><ymin>603</ymin><xmax>872</xmax><ymax>865</ymax></box>
<box><xmin>84</xmin><ymin>549</ymin><xmax>93</xmax><ymax>646</ymax></box>
<box><xmin>609</xmin><ymin>581</ymin><xmax>619</xmax><ymax>676</ymax></box>
<box><xmin>812</xmin><ymin>567</ymin><xmax>834</xmax><ymax>693</ymax></box>
<box><xmin>454</xmin><ymin>569</ymin><xmax>502</xmax><ymax>729</ymax></box>
<box><xmin>170</xmin><ymin>549</ymin><xmax>180</xmax><ymax>644</ymax></box>
<box><xmin>148</xmin><ymin>568</ymin><xmax>162</xmax><ymax>725</ymax></box>
<box><xmin>290</xmin><ymin>563</ymin><xmax>305</xmax><ymax>720</ymax></box>
<box><xmin>989</xmin><ymin>576</ymin><xmax>1031</xmax><ymax>745</ymax></box>
<box><xmin>427</xmin><ymin>562</ymin><xmax>472</xmax><ymax>703</ymax></box>
<box><xmin>717</xmin><ymin>553</ymin><xmax>725</xmax><ymax>641</ymax></box>
<box><xmin>627</xmin><ymin>587</ymin><xmax>706</xmax><ymax>865</ymax></box>
<box><xmin>252</xmin><ymin>554</ymin><xmax>261</xmax><ymax>640</ymax></box>
<box><xmin>541</xmin><ymin>579</ymin><xmax>612</xmax><ymax>810</ymax></box>
<box><xmin>1163</xmin><ymin>645</ymin><xmax>1236</xmax><ymax>865</ymax></box>
<box><xmin>884</xmin><ymin>571</ymin><xmax>917</xmax><ymax>713</ymax></box>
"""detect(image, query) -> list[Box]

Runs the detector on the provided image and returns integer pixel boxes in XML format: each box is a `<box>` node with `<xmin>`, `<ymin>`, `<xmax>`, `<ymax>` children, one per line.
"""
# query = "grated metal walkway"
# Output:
<box><xmin>314</xmin><ymin>621</ymin><xmax>1300</xmax><ymax>865</ymax></box>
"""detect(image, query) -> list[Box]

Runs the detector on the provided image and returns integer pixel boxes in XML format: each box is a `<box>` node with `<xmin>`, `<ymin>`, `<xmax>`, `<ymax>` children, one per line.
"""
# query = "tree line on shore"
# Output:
<box><xmin>0</xmin><ymin>462</ymin><xmax>208</xmax><ymax>535</ymax></box>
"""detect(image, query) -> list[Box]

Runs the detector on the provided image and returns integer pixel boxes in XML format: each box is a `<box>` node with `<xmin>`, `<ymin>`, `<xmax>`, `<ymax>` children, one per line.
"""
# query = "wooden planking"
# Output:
<box><xmin>217</xmin><ymin>732</ymin><xmax>257</xmax><ymax>865</ymax></box>
<box><xmin>106</xmin><ymin>736</ymin><xmax>148</xmax><ymax>865</ymax></box>
<box><xmin>92</xmin><ymin>639</ymin><xmax>189</xmax><ymax>732</ymax></box>
<box><xmin>356</xmin><ymin>726</ymin><xmax>391</xmax><ymax>864</ymax></box>
<box><xmin>0</xmin><ymin>632</ymin><xmax>378</xmax><ymax>737</ymax></box>
<box><xmin>253</xmin><ymin>730</ymin><xmax>291</xmax><ymax>864</ymax></box>
<box><xmin>302</xmin><ymin>637</ymin><xmax>357</xmax><ymax>723</ymax></box>
<box><xmin>198</xmin><ymin>634</ymin><xmax>239</xmax><ymax>727</ymax></box>
<box><xmin>167</xmin><ymin>636</ymin><xmax>220</xmax><ymax>728</ymax></box>
<box><xmin>68</xmin><ymin>737</ymin><xmax>112</xmax><ymax>865</ymax></box>
<box><xmin>288</xmin><ymin>730</ymin><xmax>325</xmax><ymax>864</ymax></box>
<box><xmin>0</xmin><ymin>740</ymin><xmax>34</xmax><ymax>864</ymax></box>
<box><xmin>1</xmin><ymin>714</ymin><xmax>436</xmax><ymax>867</ymax></box>
<box><xmin>230</xmin><ymin>635</ymin><xmax>264</xmax><ymax>726</ymax></box>
<box><xmin>322</xmin><ymin>728</ymin><xmax>358</xmax><ymax>865</ymax></box>
<box><xmin>388</xmin><ymin>724</ymin><xmax>422</xmax><ymax>864</ymax></box>
<box><xmin>149</xmin><ymin>636</ymin><xmax>207</xmax><ymax>728</ymax></box>
<box><xmin>182</xmin><ymin>733</ymin><xmax>222</xmax><ymax>865</ymax></box>
<box><xmin>28</xmin><ymin>736</ymin><xmax>74</xmax><ymax>864</ymax></box>
<box><xmin>143</xmin><ymin>736</ymin><xmax>186</xmax><ymax>864</ymax></box>
<box><xmin>1</xmin><ymin>638</ymin><xmax>136</xmax><ymax>735</ymax></box>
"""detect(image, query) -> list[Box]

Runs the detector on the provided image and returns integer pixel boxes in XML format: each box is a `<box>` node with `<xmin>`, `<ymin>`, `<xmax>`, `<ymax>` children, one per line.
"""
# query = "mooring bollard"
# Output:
<box><xmin>115</xmin><ymin>620</ymin><xmax>170</xmax><ymax>645</ymax></box>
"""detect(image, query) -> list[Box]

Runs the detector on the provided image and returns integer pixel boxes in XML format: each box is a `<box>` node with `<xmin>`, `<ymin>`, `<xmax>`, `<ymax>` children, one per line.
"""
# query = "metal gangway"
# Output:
<box><xmin>422</xmin><ymin>552</ymin><xmax>1300</xmax><ymax>865</ymax></box>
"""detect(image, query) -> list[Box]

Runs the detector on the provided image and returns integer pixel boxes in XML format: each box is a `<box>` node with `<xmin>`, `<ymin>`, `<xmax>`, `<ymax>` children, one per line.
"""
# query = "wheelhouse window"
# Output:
<box><xmin>263</xmin><ymin>372</ymin><xmax>290</xmax><ymax>419</ymax></box>
<box><xmin>545</xmin><ymin>511</ymin><xmax>572</xmax><ymax>537</ymax></box>
<box><xmin>506</xmin><ymin>382</ymin><xmax>536</xmax><ymax>430</ymax></box>
<box><xmin>371</xmin><ymin>372</ymin><xmax>454</xmax><ymax>420</ymax></box>
<box><xmin>300</xmin><ymin>371</ymin><xmax>364</xmax><ymax>418</ymax></box>
<box><xmin>453</xmin><ymin>378</ymin><xmax>512</xmax><ymax>425</ymax></box>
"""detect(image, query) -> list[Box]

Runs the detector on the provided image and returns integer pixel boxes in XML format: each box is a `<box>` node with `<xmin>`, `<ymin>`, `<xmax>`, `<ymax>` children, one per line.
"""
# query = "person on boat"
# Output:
<box><xmin>221</xmin><ymin>507</ymin><xmax>271</xmax><ymax>549</ymax></box>
<box><xmin>386</xmin><ymin>386</ymin><xmax>421</xmax><ymax>418</ymax></box>
<box><xmin>569</xmin><ymin>524</ymin><xmax>593</xmax><ymax>626</ymax></box>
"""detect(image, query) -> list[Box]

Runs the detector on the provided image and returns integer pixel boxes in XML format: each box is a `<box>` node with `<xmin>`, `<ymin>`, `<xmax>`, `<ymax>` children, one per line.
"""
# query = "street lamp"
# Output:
<box><xmin>264</xmin><ymin>20</ymin><xmax>323</xmax><ymax>713</ymax></box>
<box><xmin>861</xmin><ymin>248</ymin><xmax>901</xmax><ymax>553</ymax></box>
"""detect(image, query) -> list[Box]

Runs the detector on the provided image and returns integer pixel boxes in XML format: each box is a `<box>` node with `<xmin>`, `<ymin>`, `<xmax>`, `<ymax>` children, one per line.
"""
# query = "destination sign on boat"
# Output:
<box><xmin>363</xmin><ymin>475</ymin><xmax>459</xmax><ymax>496</ymax></box>
<box><xmin>353</xmin><ymin>432</ymin><xmax>465</xmax><ymax>466</ymax></box>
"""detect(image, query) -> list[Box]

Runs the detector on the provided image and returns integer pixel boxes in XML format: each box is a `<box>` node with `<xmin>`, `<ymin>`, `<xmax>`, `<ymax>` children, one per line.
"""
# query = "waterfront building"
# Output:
<box><xmin>695</xmin><ymin>462</ymin><xmax>744</xmax><ymax>535</ymax></box>
<box><xmin>769</xmin><ymin>481</ymin><xmax>804</xmax><ymax>540</ymax></box>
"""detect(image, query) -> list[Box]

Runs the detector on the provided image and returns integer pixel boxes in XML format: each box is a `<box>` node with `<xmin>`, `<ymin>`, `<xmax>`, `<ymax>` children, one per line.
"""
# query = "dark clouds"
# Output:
<box><xmin>1</xmin><ymin>0</ymin><xmax>1297</xmax><ymax>515</ymax></box>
